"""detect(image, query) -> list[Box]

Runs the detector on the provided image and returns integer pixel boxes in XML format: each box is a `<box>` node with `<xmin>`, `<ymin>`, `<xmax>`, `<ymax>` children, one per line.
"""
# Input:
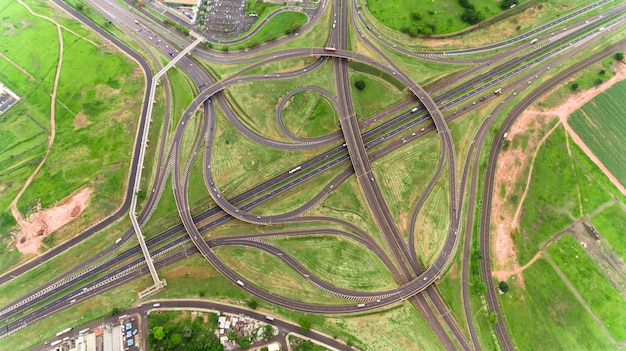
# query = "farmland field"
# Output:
<box><xmin>569</xmin><ymin>79</ymin><xmax>626</xmax><ymax>188</ymax></box>
<box><xmin>547</xmin><ymin>234</ymin><xmax>626</xmax><ymax>342</ymax></box>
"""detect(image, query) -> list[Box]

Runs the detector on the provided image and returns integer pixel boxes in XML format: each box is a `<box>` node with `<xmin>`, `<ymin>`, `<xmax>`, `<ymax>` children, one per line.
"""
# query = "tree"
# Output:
<box><xmin>412</xmin><ymin>11</ymin><xmax>422</xmax><ymax>21</ymax></box>
<box><xmin>500</xmin><ymin>0</ymin><xmax>519</xmax><ymax>9</ymax></box>
<box><xmin>354</xmin><ymin>80</ymin><xmax>366</xmax><ymax>91</ymax></box>
<box><xmin>263</xmin><ymin>324</ymin><xmax>274</xmax><ymax>340</ymax></box>
<box><xmin>299</xmin><ymin>318</ymin><xmax>311</xmax><ymax>332</ymax></box>
<box><xmin>76</xmin><ymin>3</ymin><xmax>84</xmax><ymax>12</ymax></box>
<box><xmin>487</xmin><ymin>311</ymin><xmax>499</xmax><ymax>325</ymax></box>
<box><xmin>293</xmin><ymin>340</ymin><xmax>315</xmax><ymax>351</ymax></box>
<box><xmin>615</xmin><ymin>51</ymin><xmax>625</xmax><ymax>61</ymax></box>
<box><xmin>499</xmin><ymin>281</ymin><xmax>510</xmax><ymax>293</ymax></box>
<box><xmin>571</xmin><ymin>82</ymin><xmax>579</xmax><ymax>91</ymax></box>
<box><xmin>237</xmin><ymin>336</ymin><xmax>250</xmax><ymax>349</ymax></box>
<box><xmin>599</xmin><ymin>69</ymin><xmax>606</xmax><ymax>76</ymax></box>
<box><xmin>461</xmin><ymin>9</ymin><xmax>484</xmax><ymax>25</ymax></box>
<box><xmin>110</xmin><ymin>307</ymin><xmax>120</xmax><ymax>316</ymax></box>
<box><xmin>595</xmin><ymin>78</ymin><xmax>603</xmax><ymax>85</ymax></box>
<box><xmin>170</xmin><ymin>333</ymin><xmax>182</xmax><ymax>346</ymax></box>
<box><xmin>227</xmin><ymin>330</ymin><xmax>237</xmax><ymax>341</ymax></box>
<box><xmin>152</xmin><ymin>326</ymin><xmax>166</xmax><ymax>341</ymax></box>
<box><xmin>247</xmin><ymin>299</ymin><xmax>258</xmax><ymax>310</ymax></box>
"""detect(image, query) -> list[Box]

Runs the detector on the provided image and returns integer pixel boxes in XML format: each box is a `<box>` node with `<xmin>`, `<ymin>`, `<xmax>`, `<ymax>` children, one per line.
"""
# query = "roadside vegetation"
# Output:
<box><xmin>281</xmin><ymin>91</ymin><xmax>338</xmax><ymax>139</ymax></box>
<box><xmin>269</xmin><ymin>235</ymin><xmax>397</xmax><ymax>291</ymax></box>
<box><xmin>147</xmin><ymin>310</ymin><xmax>223</xmax><ymax>351</ymax></box>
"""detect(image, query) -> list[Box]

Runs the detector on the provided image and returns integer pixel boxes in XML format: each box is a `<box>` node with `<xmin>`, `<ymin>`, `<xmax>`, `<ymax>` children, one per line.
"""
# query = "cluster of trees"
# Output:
<box><xmin>292</xmin><ymin>339</ymin><xmax>318</xmax><ymax>351</ymax></box>
<box><xmin>285</xmin><ymin>22</ymin><xmax>302</xmax><ymax>35</ymax></box>
<box><xmin>400</xmin><ymin>10</ymin><xmax>438</xmax><ymax>37</ymax></box>
<box><xmin>458</xmin><ymin>0</ymin><xmax>484</xmax><ymax>25</ymax></box>
<box><xmin>147</xmin><ymin>311</ymin><xmax>222</xmax><ymax>351</ymax></box>
<box><xmin>163</xmin><ymin>18</ymin><xmax>190</xmax><ymax>36</ymax></box>
<box><xmin>500</xmin><ymin>0</ymin><xmax>519</xmax><ymax>10</ymax></box>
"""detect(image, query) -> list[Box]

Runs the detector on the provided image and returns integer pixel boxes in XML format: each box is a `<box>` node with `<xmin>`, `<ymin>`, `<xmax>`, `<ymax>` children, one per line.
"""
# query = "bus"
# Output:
<box><xmin>115</xmin><ymin>237</ymin><xmax>122</xmax><ymax>244</ymax></box>
<box><xmin>323</xmin><ymin>47</ymin><xmax>336</xmax><ymax>52</ymax></box>
<box><xmin>288</xmin><ymin>166</ymin><xmax>301</xmax><ymax>174</ymax></box>
<box><xmin>236</xmin><ymin>280</ymin><xmax>245</xmax><ymax>286</ymax></box>
<box><xmin>530</xmin><ymin>38</ymin><xmax>538</xmax><ymax>44</ymax></box>
<box><xmin>265</xmin><ymin>316</ymin><xmax>275</xmax><ymax>321</ymax></box>
<box><xmin>357</xmin><ymin>303</ymin><xmax>365</xmax><ymax>308</ymax></box>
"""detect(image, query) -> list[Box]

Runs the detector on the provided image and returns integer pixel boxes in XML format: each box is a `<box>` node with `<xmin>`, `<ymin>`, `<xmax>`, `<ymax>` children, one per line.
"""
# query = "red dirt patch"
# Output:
<box><xmin>14</xmin><ymin>187</ymin><xmax>92</xmax><ymax>255</ymax></box>
<box><xmin>492</xmin><ymin>111</ymin><xmax>556</xmax><ymax>276</ymax></box>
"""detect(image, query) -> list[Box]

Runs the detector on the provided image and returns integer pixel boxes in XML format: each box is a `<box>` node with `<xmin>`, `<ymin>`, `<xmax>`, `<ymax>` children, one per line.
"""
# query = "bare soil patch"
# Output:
<box><xmin>492</xmin><ymin>111</ymin><xmax>556</xmax><ymax>275</ymax></box>
<box><xmin>15</xmin><ymin>187</ymin><xmax>92</xmax><ymax>254</ymax></box>
<box><xmin>73</xmin><ymin>111</ymin><xmax>90</xmax><ymax>129</ymax></box>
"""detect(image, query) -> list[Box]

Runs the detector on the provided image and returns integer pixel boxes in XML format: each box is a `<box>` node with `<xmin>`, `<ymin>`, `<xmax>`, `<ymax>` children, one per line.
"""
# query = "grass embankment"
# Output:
<box><xmin>223</xmin><ymin>60</ymin><xmax>336</xmax><ymax>141</ymax></box>
<box><xmin>281</xmin><ymin>91</ymin><xmax>338</xmax><ymax>139</ymax></box>
<box><xmin>569</xmin><ymin>79</ymin><xmax>626</xmax><ymax>188</ymax></box>
<box><xmin>349</xmin><ymin>68</ymin><xmax>409</xmax><ymax>120</ymax></box>
<box><xmin>269</xmin><ymin>235</ymin><xmax>397</xmax><ymax>291</ymax></box>
<box><xmin>0</xmin><ymin>0</ymin><xmax>143</xmax><ymax>270</ymax></box>
<box><xmin>543</xmin><ymin>57</ymin><xmax>618</xmax><ymax>107</ymax></box>
<box><xmin>591</xmin><ymin>203</ymin><xmax>626</xmax><ymax>259</ymax></box>
<box><xmin>210</xmin><ymin>98</ymin><xmax>335</xmax><ymax>202</ymax></box>
<box><xmin>214</xmin><ymin>245</ymin><xmax>351</xmax><ymax>305</ymax></box>
<box><xmin>547</xmin><ymin>234</ymin><xmax>626</xmax><ymax>342</ymax></box>
<box><xmin>370</xmin><ymin>131</ymin><xmax>441</xmax><ymax>237</ymax></box>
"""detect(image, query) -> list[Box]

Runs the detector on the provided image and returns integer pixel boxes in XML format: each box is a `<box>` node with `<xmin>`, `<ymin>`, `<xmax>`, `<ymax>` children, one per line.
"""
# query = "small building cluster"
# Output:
<box><xmin>216</xmin><ymin>313</ymin><xmax>278</xmax><ymax>349</ymax></box>
<box><xmin>0</xmin><ymin>82</ymin><xmax>20</xmax><ymax>116</ymax></box>
<box><xmin>45</xmin><ymin>316</ymin><xmax>139</xmax><ymax>351</ymax></box>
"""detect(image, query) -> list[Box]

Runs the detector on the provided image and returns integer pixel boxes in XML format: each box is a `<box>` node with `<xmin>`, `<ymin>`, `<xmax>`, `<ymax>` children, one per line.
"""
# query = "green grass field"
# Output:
<box><xmin>280</xmin><ymin>91</ymin><xmax>339</xmax><ymax>139</ymax></box>
<box><xmin>569</xmin><ymin>79</ymin><xmax>626</xmax><ymax>188</ymax></box>
<box><xmin>370</xmin><ymin>130</ymin><xmax>442</xmax><ymax>238</ymax></box>
<box><xmin>209</xmin><ymin>104</ymin><xmax>334</xmax><ymax>202</ymax></box>
<box><xmin>224</xmin><ymin>60</ymin><xmax>336</xmax><ymax>141</ymax></box>
<box><xmin>0</xmin><ymin>0</ymin><xmax>143</xmax><ymax>271</ymax></box>
<box><xmin>214</xmin><ymin>245</ymin><xmax>351</xmax><ymax>305</ymax></box>
<box><xmin>499</xmin><ymin>258</ymin><xmax>615</xmax><ymax>350</ymax></box>
<box><xmin>513</xmin><ymin>126</ymin><xmax>615</xmax><ymax>264</ymax></box>
<box><xmin>591</xmin><ymin>203</ymin><xmax>626</xmax><ymax>259</ymax></box>
<box><xmin>269</xmin><ymin>235</ymin><xmax>397</xmax><ymax>291</ymax></box>
<box><xmin>366</xmin><ymin>0</ymin><xmax>508</xmax><ymax>34</ymax></box>
<box><xmin>349</xmin><ymin>71</ymin><xmax>410</xmax><ymax>120</ymax></box>
<box><xmin>547</xmin><ymin>234</ymin><xmax>626</xmax><ymax>342</ymax></box>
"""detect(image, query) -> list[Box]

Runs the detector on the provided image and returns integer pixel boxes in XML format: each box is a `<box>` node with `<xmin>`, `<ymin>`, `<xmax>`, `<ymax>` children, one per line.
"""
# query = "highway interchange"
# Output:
<box><xmin>1</xmin><ymin>0</ymin><xmax>625</xmax><ymax>350</ymax></box>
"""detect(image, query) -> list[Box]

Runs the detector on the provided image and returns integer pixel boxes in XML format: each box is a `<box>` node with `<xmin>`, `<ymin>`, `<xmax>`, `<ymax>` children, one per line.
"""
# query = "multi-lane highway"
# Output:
<box><xmin>3</xmin><ymin>1</ymin><xmax>626</xmax><ymax>350</ymax></box>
